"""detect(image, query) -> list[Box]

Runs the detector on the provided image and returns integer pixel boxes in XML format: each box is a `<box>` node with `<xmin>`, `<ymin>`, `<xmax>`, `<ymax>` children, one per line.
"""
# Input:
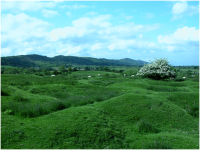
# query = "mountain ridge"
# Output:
<box><xmin>1</xmin><ymin>54</ymin><xmax>149</xmax><ymax>67</ymax></box>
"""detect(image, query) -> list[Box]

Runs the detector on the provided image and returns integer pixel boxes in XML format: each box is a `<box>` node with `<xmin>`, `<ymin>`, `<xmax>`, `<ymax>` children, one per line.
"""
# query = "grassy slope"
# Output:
<box><xmin>1</xmin><ymin>72</ymin><xmax>199</xmax><ymax>149</ymax></box>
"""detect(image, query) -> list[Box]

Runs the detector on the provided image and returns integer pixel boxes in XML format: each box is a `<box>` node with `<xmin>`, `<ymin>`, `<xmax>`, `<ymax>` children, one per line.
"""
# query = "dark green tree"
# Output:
<box><xmin>84</xmin><ymin>66</ymin><xmax>90</xmax><ymax>71</ymax></box>
<box><xmin>44</xmin><ymin>70</ymin><xmax>51</xmax><ymax>75</ymax></box>
<box><xmin>68</xmin><ymin>67</ymin><xmax>72</xmax><ymax>74</ymax></box>
<box><xmin>53</xmin><ymin>70</ymin><xmax>59</xmax><ymax>75</ymax></box>
<box><xmin>73</xmin><ymin>67</ymin><xmax>78</xmax><ymax>71</ymax></box>
<box><xmin>59</xmin><ymin>65</ymin><xmax>66</xmax><ymax>74</ymax></box>
<box><xmin>104</xmin><ymin>67</ymin><xmax>110</xmax><ymax>72</ymax></box>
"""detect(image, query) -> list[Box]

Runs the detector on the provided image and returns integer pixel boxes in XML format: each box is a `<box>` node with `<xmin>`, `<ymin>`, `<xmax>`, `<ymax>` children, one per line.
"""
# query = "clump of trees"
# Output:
<box><xmin>136</xmin><ymin>58</ymin><xmax>177</xmax><ymax>80</ymax></box>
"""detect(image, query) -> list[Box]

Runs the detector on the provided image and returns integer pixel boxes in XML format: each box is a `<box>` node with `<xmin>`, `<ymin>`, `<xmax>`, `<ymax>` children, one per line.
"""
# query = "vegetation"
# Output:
<box><xmin>1</xmin><ymin>62</ymin><xmax>199</xmax><ymax>149</ymax></box>
<box><xmin>137</xmin><ymin>58</ymin><xmax>177</xmax><ymax>80</ymax></box>
<box><xmin>1</xmin><ymin>54</ymin><xmax>148</xmax><ymax>68</ymax></box>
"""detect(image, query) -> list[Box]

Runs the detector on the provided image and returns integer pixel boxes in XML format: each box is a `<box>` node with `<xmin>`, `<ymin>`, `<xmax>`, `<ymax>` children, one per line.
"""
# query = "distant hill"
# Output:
<box><xmin>1</xmin><ymin>54</ymin><xmax>148</xmax><ymax>67</ymax></box>
<box><xmin>119</xmin><ymin>58</ymin><xmax>146</xmax><ymax>66</ymax></box>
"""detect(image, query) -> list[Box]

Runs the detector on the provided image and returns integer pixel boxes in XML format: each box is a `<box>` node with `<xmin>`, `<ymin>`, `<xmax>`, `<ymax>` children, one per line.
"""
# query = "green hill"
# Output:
<box><xmin>1</xmin><ymin>54</ymin><xmax>148</xmax><ymax>67</ymax></box>
<box><xmin>119</xmin><ymin>58</ymin><xmax>146</xmax><ymax>65</ymax></box>
<box><xmin>1</xmin><ymin>72</ymin><xmax>199</xmax><ymax>149</ymax></box>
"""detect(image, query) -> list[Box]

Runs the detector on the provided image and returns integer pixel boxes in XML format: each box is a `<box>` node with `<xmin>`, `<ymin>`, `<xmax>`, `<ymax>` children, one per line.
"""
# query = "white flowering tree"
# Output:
<box><xmin>136</xmin><ymin>58</ymin><xmax>177</xmax><ymax>80</ymax></box>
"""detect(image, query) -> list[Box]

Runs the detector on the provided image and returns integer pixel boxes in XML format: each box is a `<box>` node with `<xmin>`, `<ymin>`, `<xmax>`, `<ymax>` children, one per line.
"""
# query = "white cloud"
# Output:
<box><xmin>145</xmin><ymin>13</ymin><xmax>154</xmax><ymax>19</ymax></box>
<box><xmin>139</xmin><ymin>34</ymin><xmax>143</xmax><ymax>38</ymax></box>
<box><xmin>2</xmin><ymin>13</ymin><xmax>49</xmax><ymax>35</ymax></box>
<box><xmin>171</xmin><ymin>1</ymin><xmax>199</xmax><ymax>20</ymax></box>
<box><xmin>48</xmin><ymin>15</ymin><xmax>161</xmax><ymax>56</ymax></box>
<box><xmin>42</xmin><ymin>9</ymin><xmax>59</xmax><ymax>17</ymax></box>
<box><xmin>61</xmin><ymin>4</ymin><xmax>88</xmax><ymax>9</ymax></box>
<box><xmin>50</xmin><ymin>15</ymin><xmax>112</xmax><ymax>42</ymax></box>
<box><xmin>72</xmin><ymin>15</ymin><xmax>112</xmax><ymax>29</ymax></box>
<box><xmin>188</xmin><ymin>4</ymin><xmax>199</xmax><ymax>15</ymax></box>
<box><xmin>92</xmin><ymin>43</ymin><xmax>101</xmax><ymax>51</ymax></box>
<box><xmin>66</xmin><ymin>12</ymin><xmax>72</xmax><ymax>17</ymax></box>
<box><xmin>167</xmin><ymin>46</ymin><xmax>175</xmax><ymax>52</ymax></box>
<box><xmin>148</xmin><ymin>42</ymin><xmax>158</xmax><ymax>49</ymax></box>
<box><xmin>172</xmin><ymin>1</ymin><xmax>188</xmax><ymax>15</ymax></box>
<box><xmin>158</xmin><ymin>26</ymin><xmax>199</xmax><ymax>52</ymax></box>
<box><xmin>108</xmin><ymin>44</ymin><xmax>116</xmax><ymax>51</ymax></box>
<box><xmin>1</xmin><ymin>1</ymin><xmax>57</xmax><ymax>12</ymax></box>
<box><xmin>108</xmin><ymin>39</ymin><xmax>159</xmax><ymax>51</ymax></box>
<box><xmin>85</xmin><ymin>11</ymin><xmax>97</xmax><ymax>16</ymax></box>
<box><xmin>56</xmin><ymin>44</ymin><xmax>90</xmax><ymax>56</ymax></box>
<box><xmin>1</xmin><ymin>48</ymin><xmax>12</xmax><ymax>56</ymax></box>
<box><xmin>120</xmin><ymin>13</ymin><xmax>133</xmax><ymax>20</ymax></box>
<box><xmin>158</xmin><ymin>26</ymin><xmax>199</xmax><ymax>45</ymax></box>
<box><xmin>72</xmin><ymin>4</ymin><xmax>88</xmax><ymax>9</ymax></box>
<box><xmin>2</xmin><ymin>13</ymin><xmax>161</xmax><ymax>58</ymax></box>
<box><xmin>1</xmin><ymin>13</ymin><xmax>50</xmax><ymax>56</ymax></box>
<box><xmin>98</xmin><ymin>23</ymin><xmax>160</xmax><ymax>43</ymax></box>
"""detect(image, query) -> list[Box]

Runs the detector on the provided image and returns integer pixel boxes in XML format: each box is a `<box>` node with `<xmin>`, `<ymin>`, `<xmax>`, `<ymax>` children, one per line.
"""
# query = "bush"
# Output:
<box><xmin>1</xmin><ymin>89</ymin><xmax>10</xmax><ymax>96</ymax></box>
<box><xmin>136</xmin><ymin>58</ymin><xmax>177</xmax><ymax>80</ymax></box>
<box><xmin>174</xmin><ymin>77</ymin><xmax>185</xmax><ymax>82</ymax></box>
<box><xmin>137</xmin><ymin>119</ymin><xmax>160</xmax><ymax>134</ymax></box>
<box><xmin>147</xmin><ymin>85</ymin><xmax>180</xmax><ymax>92</ymax></box>
<box><xmin>104</xmin><ymin>73</ymin><xmax>110</xmax><ymax>77</ymax></box>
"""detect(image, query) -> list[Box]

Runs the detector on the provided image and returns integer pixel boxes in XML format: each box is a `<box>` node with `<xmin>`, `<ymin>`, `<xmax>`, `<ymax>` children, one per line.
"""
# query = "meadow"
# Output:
<box><xmin>1</xmin><ymin>70</ymin><xmax>199</xmax><ymax>149</ymax></box>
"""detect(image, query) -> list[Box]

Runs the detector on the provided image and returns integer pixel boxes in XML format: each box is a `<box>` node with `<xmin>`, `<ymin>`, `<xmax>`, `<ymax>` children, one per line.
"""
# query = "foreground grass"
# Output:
<box><xmin>1</xmin><ymin>72</ymin><xmax>199</xmax><ymax>149</ymax></box>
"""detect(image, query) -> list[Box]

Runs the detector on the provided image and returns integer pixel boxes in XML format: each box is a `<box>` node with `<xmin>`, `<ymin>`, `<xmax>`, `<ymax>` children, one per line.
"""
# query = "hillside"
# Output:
<box><xmin>1</xmin><ymin>54</ymin><xmax>148</xmax><ymax>67</ymax></box>
<box><xmin>119</xmin><ymin>58</ymin><xmax>146</xmax><ymax>65</ymax></box>
<box><xmin>1</xmin><ymin>71</ymin><xmax>199</xmax><ymax>149</ymax></box>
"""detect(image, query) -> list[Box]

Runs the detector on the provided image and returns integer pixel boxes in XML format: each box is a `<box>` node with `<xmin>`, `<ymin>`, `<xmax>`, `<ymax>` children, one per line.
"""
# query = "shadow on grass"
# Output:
<box><xmin>137</xmin><ymin>119</ymin><xmax>160</xmax><ymax>134</ymax></box>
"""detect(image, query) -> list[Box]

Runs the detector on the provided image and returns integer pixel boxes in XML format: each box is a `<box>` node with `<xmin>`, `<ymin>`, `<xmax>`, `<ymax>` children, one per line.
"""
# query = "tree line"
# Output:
<box><xmin>1</xmin><ymin>65</ymin><xmax>126</xmax><ymax>76</ymax></box>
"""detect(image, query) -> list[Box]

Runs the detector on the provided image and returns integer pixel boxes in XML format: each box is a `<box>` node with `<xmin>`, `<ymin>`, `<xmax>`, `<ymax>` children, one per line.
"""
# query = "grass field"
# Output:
<box><xmin>1</xmin><ymin>71</ymin><xmax>199</xmax><ymax>149</ymax></box>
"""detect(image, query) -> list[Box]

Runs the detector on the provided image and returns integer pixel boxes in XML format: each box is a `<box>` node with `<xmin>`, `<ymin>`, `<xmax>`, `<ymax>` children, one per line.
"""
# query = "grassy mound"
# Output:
<box><xmin>1</xmin><ymin>73</ymin><xmax>199</xmax><ymax>149</ymax></box>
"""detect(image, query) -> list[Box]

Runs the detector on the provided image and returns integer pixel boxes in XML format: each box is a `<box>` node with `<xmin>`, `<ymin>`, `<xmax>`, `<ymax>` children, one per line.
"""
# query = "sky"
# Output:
<box><xmin>1</xmin><ymin>1</ymin><xmax>199</xmax><ymax>66</ymax></box>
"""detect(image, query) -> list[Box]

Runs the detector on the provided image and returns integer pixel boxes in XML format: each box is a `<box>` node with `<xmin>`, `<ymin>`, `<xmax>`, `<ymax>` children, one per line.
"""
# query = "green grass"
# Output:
<box><xmin>167</xmin><ymin>92</ymin><xmax>199</xmax><ymax>118</ymax></box>
<box><xmin>1</xmin><ymin>71</ymin><xmax>199</xmax><ymax>149</ymax></box>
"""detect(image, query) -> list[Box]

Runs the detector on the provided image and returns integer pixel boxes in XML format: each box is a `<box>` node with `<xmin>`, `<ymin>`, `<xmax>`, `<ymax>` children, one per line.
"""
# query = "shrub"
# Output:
<box><xmin>147</xmin><ymin>85</ymin><xmax>180</xmax><ymax>92</ymax></box>
<box><xmin>136</xmin><ymin>58</ymin><xmax>177</xmax><ymax>80</ymax></box>
<box><xmin>1</xmin><ymin>89</ymin><xmax>10</xmax><ymax>96</ymax></box>
<box><xmin>104</xmin><ymin>74</ymin><xmax>110</xmax><ymax>77</ymax></box>
<box><xmin>189</xmin><ymin>106</ymin><xmax>199</xmax><ymax>118</ymax></box>
<box><xmin>137</xmin><ymin>119</ymin><xmax>160</xmax><ymax>134</ymax></box>
<box><xmin>174</xmin><ymin>77</ymin><xmax>185</xmax><ymax>82</ymax></box>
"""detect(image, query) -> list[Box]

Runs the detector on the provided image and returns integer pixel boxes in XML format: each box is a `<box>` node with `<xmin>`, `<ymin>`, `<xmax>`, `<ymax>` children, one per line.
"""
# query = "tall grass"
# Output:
<box><xmin>2</xmin><ymin>100</ymin><xmax>67</xmax><ymax>118</ymax></box>
<box><xmin>1</xmin><ymin>72</ymin><xmax>199</xmax><ymax>149</ymax></box>
<box><xmin>146</xmin><ymin>85</ymin><xmax>182</xmax><ymax>92</ymax></box>
<box><xmin>137</xmin><ymin>119</ymin><xmax>160</xmax><ymax>134</ymax></box>
<box><xmin>13</xmin><ymin>94</ymin><xmax>29</xmax><ymax>102</ymax></box>
<box><xmin>46</xmin><ymin>112</ymin><xmax>129</xmax><ymax>149</ymax></box>
<box><xmin>89</xmin><ymin>79</ymin><xmax>115</xmax><ymax>86</ymax></box>
<box><xmin>167</xmin><ymin>93</ymin><xmax>199</xmax><ymax>118</ymax></box>
<box><xmin>148</xmin><ymin>80</ymin><xmax>186</xmax><ymax>87</ymax></box>
<box><xmin>2</xmin><ymin>85</ymin><xmax>121</xmax><ymax>118</ymax></box>
<box><xmin>144</xmin><ymin>139</ymin><xmax>172</xmax><ymax>149</ymax></box>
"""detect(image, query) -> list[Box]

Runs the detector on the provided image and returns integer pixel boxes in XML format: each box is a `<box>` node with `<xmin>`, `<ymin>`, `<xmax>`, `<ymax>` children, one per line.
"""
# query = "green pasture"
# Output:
<box><xmin>1</xmin><ymin>71</ymin><xmax>199</xmax><ymax>149</ymax></box>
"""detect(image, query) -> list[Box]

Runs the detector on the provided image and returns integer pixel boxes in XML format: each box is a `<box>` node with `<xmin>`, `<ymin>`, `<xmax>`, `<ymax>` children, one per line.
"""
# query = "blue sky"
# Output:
<box><xmin>1</xmin><ymin>1</ymin><xmax>199</xmax><ymax>65</ymax></box>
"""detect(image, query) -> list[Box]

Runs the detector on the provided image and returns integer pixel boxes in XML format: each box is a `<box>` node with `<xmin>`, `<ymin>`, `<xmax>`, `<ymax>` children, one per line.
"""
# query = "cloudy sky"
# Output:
<box><xmin>1</xmin><ymin>1</ymin><xmax>199</xmax><ymax>65</ymax></box>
